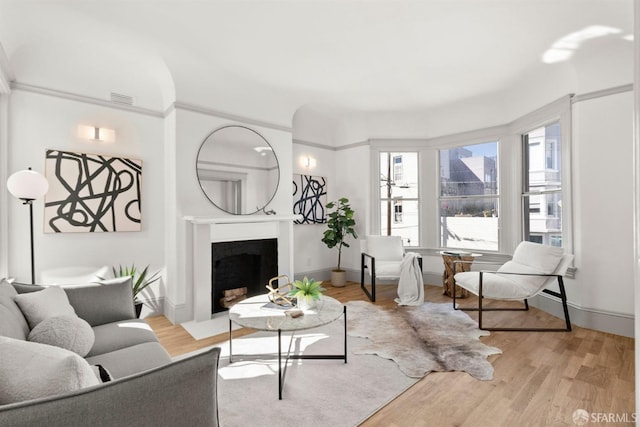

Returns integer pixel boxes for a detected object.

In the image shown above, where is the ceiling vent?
[110,92,134,106]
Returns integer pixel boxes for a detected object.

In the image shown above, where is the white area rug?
[181,320,419,427]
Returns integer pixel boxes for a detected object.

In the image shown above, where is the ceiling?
[0,0,634,125]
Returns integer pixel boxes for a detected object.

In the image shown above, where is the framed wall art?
[292,173,327,224]
[44,150,143,233]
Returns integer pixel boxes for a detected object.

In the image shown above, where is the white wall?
[291,142,336,280]
[572,91,635,315]
[6,89,166,297]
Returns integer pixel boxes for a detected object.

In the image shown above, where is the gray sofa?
[0,278,220,427]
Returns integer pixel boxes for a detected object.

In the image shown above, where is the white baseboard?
[162,297,190,325]
[529,294,634,338]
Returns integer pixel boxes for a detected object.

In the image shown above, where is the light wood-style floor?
[146,282,635,427]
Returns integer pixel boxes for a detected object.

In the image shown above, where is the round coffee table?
[228,294,347,399]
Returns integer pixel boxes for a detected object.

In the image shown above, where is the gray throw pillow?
[0,336,99,404]
[13,285,77,329]
[28,315,95,357]
[0,278,18,298]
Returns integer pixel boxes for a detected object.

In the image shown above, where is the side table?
[440,251,482,298]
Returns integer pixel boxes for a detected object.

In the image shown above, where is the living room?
[0,0,637,425]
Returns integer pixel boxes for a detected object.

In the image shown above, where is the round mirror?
[196,125,280,215]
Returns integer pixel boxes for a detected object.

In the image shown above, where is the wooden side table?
[440,251,481,298]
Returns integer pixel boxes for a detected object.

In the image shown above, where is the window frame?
[510,95,573,255]
[377,149,421,246]
[437,139,501,252]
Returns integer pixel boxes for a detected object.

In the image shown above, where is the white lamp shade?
[7,169,49,200]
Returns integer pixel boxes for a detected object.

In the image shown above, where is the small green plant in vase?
[288,277,325,310]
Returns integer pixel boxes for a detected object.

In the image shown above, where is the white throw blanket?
[394,252,424,306]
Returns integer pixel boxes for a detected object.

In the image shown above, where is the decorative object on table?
[292,173,327,224]
[321,197,358,287]
[43,150,142,233]
[6,167,49,284]
[284,308,304,318]
[287,276,325,310]
[107,264,160,317]
[264,275,295,309]
[440,250,481,298]
[347,300,502,380]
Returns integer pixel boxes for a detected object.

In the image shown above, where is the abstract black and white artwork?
[44,150,143,233]
[292,174,327,224]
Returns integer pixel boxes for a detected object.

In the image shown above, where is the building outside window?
[439,141,499,251]
[522,122,563,247]
[380,152,419,246]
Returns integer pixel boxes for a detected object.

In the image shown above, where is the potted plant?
[321,197,358,287]
[110,265,161,317]
[288,276,325,310]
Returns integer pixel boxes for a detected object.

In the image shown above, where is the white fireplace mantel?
[184,214,301,225]
[183,214,300,322]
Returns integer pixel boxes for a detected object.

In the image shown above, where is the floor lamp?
[6,168,49,284]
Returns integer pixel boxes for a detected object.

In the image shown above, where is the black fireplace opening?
[211,238,278,313]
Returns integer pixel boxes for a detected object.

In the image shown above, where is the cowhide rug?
[346,300,502,380]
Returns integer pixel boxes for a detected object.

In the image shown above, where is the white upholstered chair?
[360,235,422,302]
[453,241,573,331]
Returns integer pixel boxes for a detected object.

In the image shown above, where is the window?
[380,152,419,246]
[439,141,499,251]
[522,122,563,247]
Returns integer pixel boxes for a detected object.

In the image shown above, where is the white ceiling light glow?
[542,25,622,64]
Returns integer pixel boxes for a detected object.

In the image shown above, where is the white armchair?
[453,241,573,332]
[360,235,422,302]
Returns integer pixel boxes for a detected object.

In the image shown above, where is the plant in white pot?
[321,197,358,287]
[288,277,325,310]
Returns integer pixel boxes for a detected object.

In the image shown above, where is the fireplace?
[211,238,278,313]
[183,214,299,323]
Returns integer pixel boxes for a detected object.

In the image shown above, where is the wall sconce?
[6,168,49,284]
[299,156,317,170]
[78,125,116,142]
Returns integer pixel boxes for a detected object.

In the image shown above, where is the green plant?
[288,277,325,302]
[111,264,161,303]
[321,197,358,271]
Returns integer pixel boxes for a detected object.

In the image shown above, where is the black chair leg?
[456,274,572,332]
[360,253,376,302]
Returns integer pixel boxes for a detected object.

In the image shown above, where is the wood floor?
[146,282,635,427]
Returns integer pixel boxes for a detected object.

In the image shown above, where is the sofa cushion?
[28,315,95,357]
[86,341,171,379]
[0,296,30,340]
[64,277,135,327]
[0,336,100,404]
[87,319,159,357]
[0,278,18,298]
[13,286,77,329]
[0,280,30,340]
